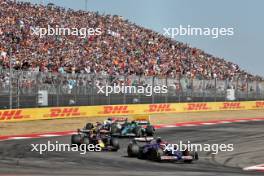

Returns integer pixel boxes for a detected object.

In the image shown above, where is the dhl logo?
[0,110,30,120]
[185,103,210,111]
[45,108,83,118]
[220,102,243,110]
[99,105,132,114]
[254,101,264,108]
[145,104,174,113]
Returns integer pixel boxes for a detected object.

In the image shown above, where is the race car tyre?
[80,137,90,150]
[83,137,90,145]
[134,126,143,137]
[150,148,164,161]
[71,134,82,145]
[137,148,145,159]
[191,151,199,160]
[183,150,199,163]
[85,123,94,130]
[145,125,155,136]
[127,143,140,157]
[110,138,120,151]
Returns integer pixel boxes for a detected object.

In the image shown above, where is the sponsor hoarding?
[0,101,263,122]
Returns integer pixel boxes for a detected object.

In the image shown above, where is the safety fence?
[0,69,264,109]
[1,101,264,122]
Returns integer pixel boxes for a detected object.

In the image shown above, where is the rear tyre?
[137,148,145,159]
[83,137,90,145]
[80,137,90,151]
[191,151,199,160]
[127,143,140,157]
[71,134,82,146]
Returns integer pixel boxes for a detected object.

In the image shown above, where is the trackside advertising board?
[0,101,264,122]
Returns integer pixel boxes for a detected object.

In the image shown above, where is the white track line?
[243,164,264,171]
[201,122,216,125]
[9,137,32,140]
[39,134,62,137]
[219,121,232,124]
[181,124,198,127]
[163,125,178,128]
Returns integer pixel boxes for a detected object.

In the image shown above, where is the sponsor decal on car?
[161,156,178,160]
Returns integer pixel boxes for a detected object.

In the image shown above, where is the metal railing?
[0,69,263,109]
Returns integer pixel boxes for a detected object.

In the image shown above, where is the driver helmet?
[156,137,162,143]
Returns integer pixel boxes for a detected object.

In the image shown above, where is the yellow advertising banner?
[0,101,264,122]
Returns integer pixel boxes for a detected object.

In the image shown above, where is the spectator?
[0,0,262,83]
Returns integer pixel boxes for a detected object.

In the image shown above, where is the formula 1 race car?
[127,137,198,163]
[110,118,155,137]
[83,117,127,131]
[71,127,120,151]
[82,116,155,137]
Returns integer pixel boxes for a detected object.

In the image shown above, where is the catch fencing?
[0,69,263,109]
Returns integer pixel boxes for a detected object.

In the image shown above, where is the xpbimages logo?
[97,84,168,96]
[163,25,234,39]
[30,141,101,155]
[30,25,102,38]
[162,141,234,155]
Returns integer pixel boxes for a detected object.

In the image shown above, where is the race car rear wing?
[135,120,149,125]
[133,137,154,142]
[78,129,110,134]
[133,115,150,125]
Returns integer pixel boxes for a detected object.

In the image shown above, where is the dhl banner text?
[0,101,264,122]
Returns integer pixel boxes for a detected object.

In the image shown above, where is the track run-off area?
[0,120,264,176]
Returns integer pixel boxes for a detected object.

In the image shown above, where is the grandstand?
[0,0,263,108]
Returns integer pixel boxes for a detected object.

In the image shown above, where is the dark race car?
[127,137,198,163]
[83,117,126,131]
[71,126,120,151]
[110,120,155,137]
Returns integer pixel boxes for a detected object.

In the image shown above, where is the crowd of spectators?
[0,0,262,83]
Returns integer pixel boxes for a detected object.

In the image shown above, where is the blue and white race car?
[127,137,198,163]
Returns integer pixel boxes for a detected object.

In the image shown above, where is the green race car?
[110,120,155,137]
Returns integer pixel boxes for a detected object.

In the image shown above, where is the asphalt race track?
[0,121,263,176]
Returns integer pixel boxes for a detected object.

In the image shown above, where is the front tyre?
[127,143,140,157]
[110,138,120,151]
[150,148,164,161]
